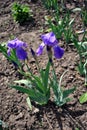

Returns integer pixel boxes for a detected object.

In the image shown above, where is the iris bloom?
[7,38,27,60]
[36,32,64,59]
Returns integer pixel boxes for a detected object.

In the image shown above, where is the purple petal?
[41,32,58,46]
[53,45,64,59]
[7,38,27,49]
[16,47,27,60]
[7,39,17,48]
[16,39,27,48]
[7,48,11,56]
[36,42,45,56]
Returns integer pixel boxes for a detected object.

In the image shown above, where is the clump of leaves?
[12,2,33,25]
[73,32,87,85]
[82,9,87,26]
[41,0,58,10]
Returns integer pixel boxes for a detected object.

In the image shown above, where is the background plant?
[73,31,87,85]
[81,1,87,27]
[46,10,74,44]
[12,2,33,25]
[41,0,58,10]
[82,9,87,26]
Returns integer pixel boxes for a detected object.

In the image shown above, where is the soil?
[0,0,87,130]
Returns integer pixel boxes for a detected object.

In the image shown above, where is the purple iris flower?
[36,32,64,59]
[7,38,27,60]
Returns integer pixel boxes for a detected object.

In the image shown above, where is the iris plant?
[0,32,75,108]
[7,38,27,60]
[36,32,75,106]
[36,32,64,59]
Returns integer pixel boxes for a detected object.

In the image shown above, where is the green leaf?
[14,79,33,88]
[63,87,76,99]
[0,44,21,67]
[0,44,8,57]
[79,92,87,104]
[72,8,81,12]
[69,18,75,26]
[10,85,48,105]
[32,76,45,93]
[26,97,32,110]
[65,97,72,103]
[30,91,48,105]
[0,44,14,61]
[10,85,36,96]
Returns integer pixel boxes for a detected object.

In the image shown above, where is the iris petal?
[7,48,11,56]
[41,32,58,46]
[7,38,27,49]
[7,39,17,48]
[53,45,64,59]
[16,47,27,60]
[16,39,27,48]
[37,32,64,59]
[36,42,45,56]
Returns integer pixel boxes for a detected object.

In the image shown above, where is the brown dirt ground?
[0,0,87,130]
